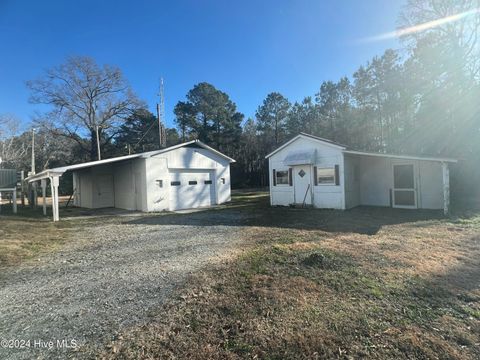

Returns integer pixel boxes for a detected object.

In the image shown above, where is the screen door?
[392,164,417,209]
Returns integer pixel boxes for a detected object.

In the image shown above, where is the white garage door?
[169,170,216,210]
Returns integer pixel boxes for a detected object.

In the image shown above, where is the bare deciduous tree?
[0,114,28,169]
[399,0,480,80]
[27,56,144,160]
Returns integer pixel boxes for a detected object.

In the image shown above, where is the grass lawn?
[0,205,77,269]
[103,192,480,359]
[0,199,134,269]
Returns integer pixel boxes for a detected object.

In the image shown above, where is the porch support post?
[12,189,17,214]
[442,162,450,215]
[41,179,47,216]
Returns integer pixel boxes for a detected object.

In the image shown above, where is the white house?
[266,133,456,214]
[26,140,234,221]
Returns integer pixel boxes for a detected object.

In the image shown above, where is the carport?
[25,153,145,222]
[25,140,234,221]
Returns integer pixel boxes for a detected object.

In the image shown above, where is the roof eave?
[26,140,235,183]
[265,134,346,159]
[193,140,236,163]
[343,150,457,163]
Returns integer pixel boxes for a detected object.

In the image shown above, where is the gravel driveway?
[0,208,250,359]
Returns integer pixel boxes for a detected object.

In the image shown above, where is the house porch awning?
[283,149,316,165]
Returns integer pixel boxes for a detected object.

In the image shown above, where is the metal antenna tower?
[157,78,167,148]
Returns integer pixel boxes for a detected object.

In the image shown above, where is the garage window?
[170,181,181,186]
[204,180,212,185]
[189,181,198,185]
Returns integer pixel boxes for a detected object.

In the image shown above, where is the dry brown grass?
[99,194,480,360]
[0,213,74,268]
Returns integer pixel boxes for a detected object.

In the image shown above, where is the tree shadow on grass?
[125,193,446,235]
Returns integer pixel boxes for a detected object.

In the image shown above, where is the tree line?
[1,0,479,199]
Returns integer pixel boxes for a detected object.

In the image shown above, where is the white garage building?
[266,133,456,214]
[26,140,234,221]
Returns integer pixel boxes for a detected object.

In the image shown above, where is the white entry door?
[169,170,216,210]
[293,165,312,205]
[392,163,417,209]
[95,174,114,208]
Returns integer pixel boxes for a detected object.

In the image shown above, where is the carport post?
[50,176,60,222]
[12,189,17,214]
[32,182,38,208]
[41,179,47,216]
[442,162,450,215]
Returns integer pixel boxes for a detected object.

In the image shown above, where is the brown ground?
[1,193,479,359]
[0,210,74,268]
[100,193,480,359]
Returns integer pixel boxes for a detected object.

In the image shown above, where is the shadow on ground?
[125,192,446,235]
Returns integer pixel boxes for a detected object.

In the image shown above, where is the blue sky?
[0,0,403,129]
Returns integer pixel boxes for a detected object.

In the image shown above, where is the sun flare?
[360,7,480,42]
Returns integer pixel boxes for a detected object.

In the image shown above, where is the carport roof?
[343,150,457,163]
[26,140,235,182]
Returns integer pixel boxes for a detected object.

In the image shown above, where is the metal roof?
[343,150,457,163]
[297,133,347,148]
[265,133,346,159]
[26,140,235,182]
[266,133,456,163]
[283,149,316,165]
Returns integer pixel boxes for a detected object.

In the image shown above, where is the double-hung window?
[276,170,289,185]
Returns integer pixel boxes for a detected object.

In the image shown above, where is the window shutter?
[314,166,318,186]
[334,165,340,185]
[273,169,276,186]
[288,168,293,186]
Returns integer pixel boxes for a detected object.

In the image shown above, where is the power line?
[133,119,158,149]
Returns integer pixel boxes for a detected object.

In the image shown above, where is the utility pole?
[30,128,36,208]
[157,78,167,148]
[95,124,101,160]
[31,128,35,175]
